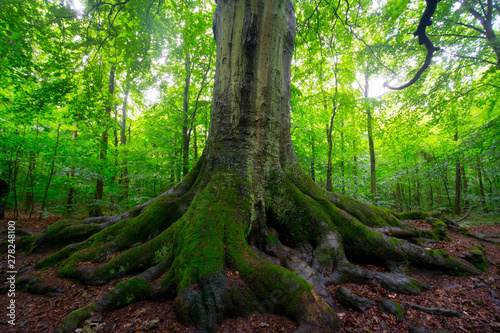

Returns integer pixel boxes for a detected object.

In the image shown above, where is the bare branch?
[444,19,486,35]
[385,0,442,90]
[442,49,497,66]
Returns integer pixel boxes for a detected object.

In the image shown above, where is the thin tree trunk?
[326,122,333,192]
[476,156,488,213]
[120,85,130,201]
[91,65,115,216]
[407,172,412,210]
[66,123,78,215]
[429,183,434,210]
[10,127,26,220]
[39,123,62,220]
[310,136,315,182]
[353,139,357,177]
[364,72,376,199]
[454,130,461,215]
[443,165,453,212]
[415,166,420,208]
[461,164,469,208]
[326,61,339,192]
[193,125,198,159]
[182,54,192,177]
[465,0,500,68]
[188,55,212,162]
[340,121,345,194]
[436,182,443,207]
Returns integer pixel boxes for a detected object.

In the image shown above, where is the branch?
[385,0,442,90]
[444,19,486,35]
[431,83,500,110]
[449,204,479,223]
[442,49,497,66]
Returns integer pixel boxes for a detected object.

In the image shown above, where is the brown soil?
[0,210,499,332]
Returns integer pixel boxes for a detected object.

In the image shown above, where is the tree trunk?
[415,166,421,209]
[461,164,469,208]
[39,123,62,220]
[340,121,345,194]
[429,183,434,210]
[364,73,376,199]
[182,54,192,177]
[454,130,461,215]
[326,114,335,191]
[26,150,36,217]
[91,65,115,217]
[66,123,78,216]
[442,164,453,211]
[193,125,198,159]
[19,2,481,333]
[476,156,488,213]
[310,136,316,182]
[120,85,130,201]
[465,0,500,68]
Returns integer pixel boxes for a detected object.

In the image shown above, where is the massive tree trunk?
[14,1,480,333]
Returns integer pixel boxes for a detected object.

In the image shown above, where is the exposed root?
[17,162,483,333]
[402,302,462,317]
[335,286,374,312]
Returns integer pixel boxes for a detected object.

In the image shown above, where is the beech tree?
[14,1,483,332]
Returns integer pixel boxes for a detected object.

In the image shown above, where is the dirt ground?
[0,210,499,333]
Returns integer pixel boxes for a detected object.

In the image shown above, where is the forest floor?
[0,210,499,333]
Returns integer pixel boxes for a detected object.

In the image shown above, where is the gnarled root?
[18,163,481,333]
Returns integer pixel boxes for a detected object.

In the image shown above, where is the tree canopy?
[0,0,498,217]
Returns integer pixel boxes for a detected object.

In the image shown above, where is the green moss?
[396,211,430,220]
[379,299,406,319]
[57,303,96,332]
[105,277,151,308]
[429,219,448,241]
[224,209,316,322]
[153,244,171,264]
[469,244,489,272]
[405,279,422,294]
[169,173,249,291]
[266,177,332,246]
[266,234,279,245]
[313,247,340,269]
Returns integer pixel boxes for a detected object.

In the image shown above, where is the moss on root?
[20,164,478,333]
[396,211,432,220]
[56,303,96,333]
[429,219,449,241]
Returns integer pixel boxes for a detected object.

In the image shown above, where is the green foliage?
[0,0,498,219]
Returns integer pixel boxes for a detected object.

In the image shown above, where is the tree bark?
[66,123,78,215]
[91,65,115,217]
[476,156,488,213]
[120,84,130,201]
[326,61,339,192]
[340,121,345,194]
[461,164,469,208]
[182,54,192,177]
[311,136,316,182]
[463,0,500,68]
[454,130,461,215]
[364,72,376,199]
[39,123,62,220]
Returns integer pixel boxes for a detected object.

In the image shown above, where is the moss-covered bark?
[11,1,482,332]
